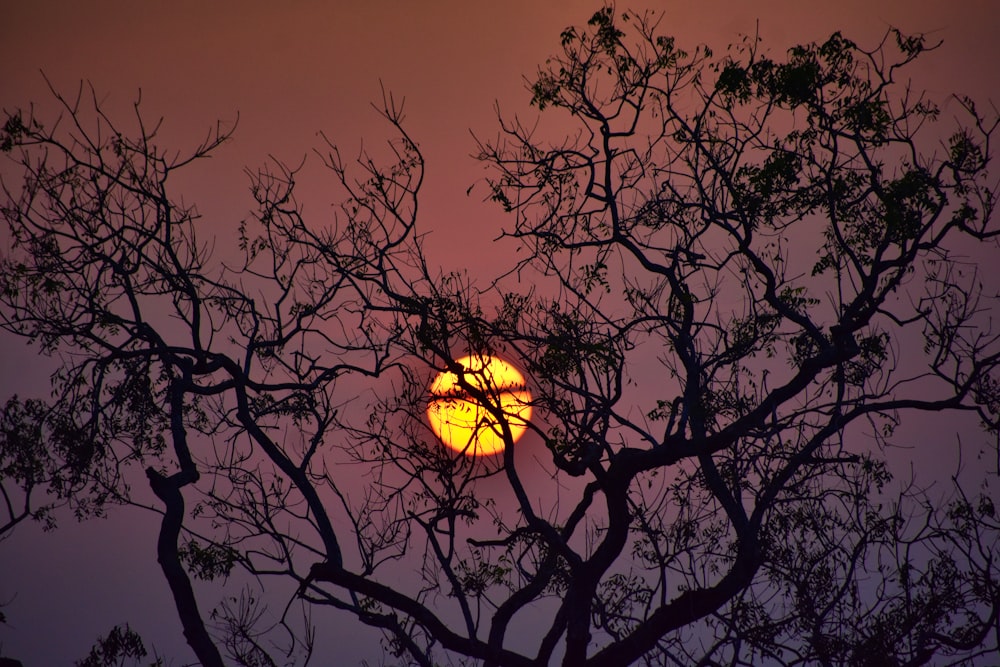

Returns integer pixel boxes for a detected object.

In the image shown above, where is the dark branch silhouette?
[1,8,999,666]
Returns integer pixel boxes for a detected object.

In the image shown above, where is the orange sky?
[1,1,998,663]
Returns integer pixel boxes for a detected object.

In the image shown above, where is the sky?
[1,1,999,664]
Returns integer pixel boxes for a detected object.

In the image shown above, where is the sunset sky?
[2,1,999,663]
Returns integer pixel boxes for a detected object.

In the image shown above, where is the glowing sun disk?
[427,355,532,456]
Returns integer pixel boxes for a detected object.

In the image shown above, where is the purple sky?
[2,1,999,663]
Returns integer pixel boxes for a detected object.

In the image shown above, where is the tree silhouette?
[2,8,999,666]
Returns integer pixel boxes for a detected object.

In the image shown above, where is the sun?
[427,355,532,456]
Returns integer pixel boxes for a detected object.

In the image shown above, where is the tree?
[2,7,999,665]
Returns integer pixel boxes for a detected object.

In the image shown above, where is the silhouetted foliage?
[75,624,160,667]
[2,8,999,666]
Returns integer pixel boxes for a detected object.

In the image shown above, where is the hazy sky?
[2,1,999,663]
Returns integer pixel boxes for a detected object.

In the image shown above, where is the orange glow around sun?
[427,355,532,456]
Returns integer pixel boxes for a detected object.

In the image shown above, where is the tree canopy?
[2,7,999,666]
